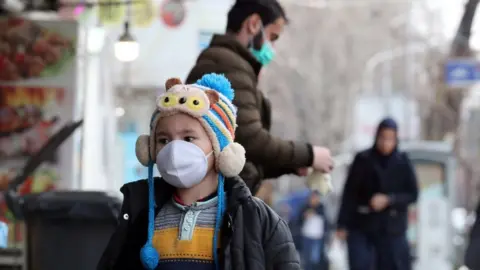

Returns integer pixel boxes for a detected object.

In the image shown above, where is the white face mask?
[156,140,213,188]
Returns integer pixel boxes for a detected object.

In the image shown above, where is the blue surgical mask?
[250,42,275,66]
[249,25,275,66]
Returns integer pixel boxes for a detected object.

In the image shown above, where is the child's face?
[155,113,214,171]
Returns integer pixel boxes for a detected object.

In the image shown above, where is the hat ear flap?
[136,135,151,166]
[217,142,246,177]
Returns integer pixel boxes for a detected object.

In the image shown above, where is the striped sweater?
[152,196,220,270]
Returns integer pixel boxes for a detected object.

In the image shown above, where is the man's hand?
[370,193,390,212]
[296,167,309,176]
[312,146,333,173]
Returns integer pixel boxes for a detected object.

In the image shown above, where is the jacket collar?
[209,34,262,76]
[125,176,252,224]
[223,176,252,210]
[154,176,252,211]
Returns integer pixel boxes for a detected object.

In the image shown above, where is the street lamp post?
[361,46,404,94]
[361,43,430,101]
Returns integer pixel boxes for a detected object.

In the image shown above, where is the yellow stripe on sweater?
[152,227,219,260]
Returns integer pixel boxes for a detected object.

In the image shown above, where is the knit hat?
[135,73,246,270]
[374,117,398,144]
[377,117,398,131]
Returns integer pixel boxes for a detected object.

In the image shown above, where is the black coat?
[97,176,300,270]
[337,149,418,234]
[465,202,480,269]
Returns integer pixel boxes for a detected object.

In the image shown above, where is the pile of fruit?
[0,17,74,81]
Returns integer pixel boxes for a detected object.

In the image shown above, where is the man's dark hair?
[271,1,288,22]
[226,0,288,33]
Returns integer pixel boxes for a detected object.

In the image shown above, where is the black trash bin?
[20,191,121,270]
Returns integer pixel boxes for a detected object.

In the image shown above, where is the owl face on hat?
[156,79,220,118]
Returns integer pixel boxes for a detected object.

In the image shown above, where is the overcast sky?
[424,0,480,49]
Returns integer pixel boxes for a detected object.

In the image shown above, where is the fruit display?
[0,167,57,245]
[0,87,64,158]
[0,17,75,81]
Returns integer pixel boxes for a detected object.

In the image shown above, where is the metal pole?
[362,44,430,94]
[78,25,89,190]
[406,7,414,140]
[363,49,397,93]
[387,54,393,116]
[363,47,405,94]
[386,31,393,118]
[381,61,391,116]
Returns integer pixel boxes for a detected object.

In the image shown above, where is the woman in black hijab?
[336,117,419,270]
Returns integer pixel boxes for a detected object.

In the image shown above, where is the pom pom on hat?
[196,73,234,101]
[140,243,159,270]
[217,142,246,177]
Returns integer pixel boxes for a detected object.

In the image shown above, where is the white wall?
[79,30,117,191]
[76,12,119,191]
[110,0,234,88]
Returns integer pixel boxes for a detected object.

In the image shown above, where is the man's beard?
[252,31,264,50]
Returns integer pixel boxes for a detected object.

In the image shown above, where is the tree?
[420,0,480,208]
[261,2,413,154]
[424,0,479,140]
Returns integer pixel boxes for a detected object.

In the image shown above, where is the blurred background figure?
[336,118,418,270]
[299,190,330,270]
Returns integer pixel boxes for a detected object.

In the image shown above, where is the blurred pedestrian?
[336,117,418,270]
[299,191,330,270]
[186,0,333,195]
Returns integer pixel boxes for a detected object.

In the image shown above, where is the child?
[98,73,300,270]
[299,191,329,270]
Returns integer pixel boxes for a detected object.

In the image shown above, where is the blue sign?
[444,59,480,87]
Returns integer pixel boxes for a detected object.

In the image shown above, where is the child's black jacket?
[97,176,300,270]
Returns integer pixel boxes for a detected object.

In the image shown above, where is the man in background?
[186,0,333,194]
